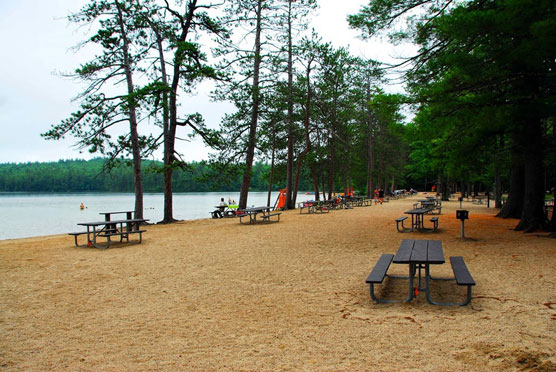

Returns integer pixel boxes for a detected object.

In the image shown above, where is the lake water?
[0,192,282,240]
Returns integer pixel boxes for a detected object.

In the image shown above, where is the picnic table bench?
[395,216,410,232]
[366,254,395,303]
[70,218,148,249]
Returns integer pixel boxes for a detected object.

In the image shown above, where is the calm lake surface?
[0,192,282,240]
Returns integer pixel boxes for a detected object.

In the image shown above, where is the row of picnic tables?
[297,196,374,214]
[400,197,441,232]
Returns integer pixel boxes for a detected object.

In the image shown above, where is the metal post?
[461,220,465,239]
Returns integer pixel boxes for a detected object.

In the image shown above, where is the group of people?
[212,197,236,218]
[374,188,385,204]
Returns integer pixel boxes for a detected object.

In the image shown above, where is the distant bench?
[395,216,439,232]
[395,216,409,232]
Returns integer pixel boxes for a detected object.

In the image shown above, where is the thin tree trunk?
[161,0,197,223]
[239,0,263,210]
[311,162,320,201]
[551,117,556,234]
[116,2,143,220]
[321,174,327,200]
[152,21,170,223]
[285,0,295,210]
[292,56,313,207]
[494,135,503,208]
[267,122,276,207]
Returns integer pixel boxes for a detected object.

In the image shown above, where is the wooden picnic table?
[404,208,430,231]
[366,239,476,306]
[393,239,445,303]
[213,205,235,218]
[72,218,148,249]
[237,206,281,224]
[99,210,134,221]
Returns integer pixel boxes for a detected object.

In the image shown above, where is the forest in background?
[0,159,303,193]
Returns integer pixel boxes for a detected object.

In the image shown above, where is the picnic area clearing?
[1,194,555,371]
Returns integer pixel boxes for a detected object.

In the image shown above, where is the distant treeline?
[0,159,297,193]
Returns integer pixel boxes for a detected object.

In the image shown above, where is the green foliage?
[0,159,298,193]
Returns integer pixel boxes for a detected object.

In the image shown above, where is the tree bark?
[285,0,295,210]
[267,122,276,208]
[514,117,547,232]
[365,83,375,198]
[161,0,197,223]
[310,162,320,201]
[151,19,172,223]
[239,0,263,210]
[497,132,525,219]
[292,51,313,207]
[494,135,503,208]
[116,2,143,220]
[551,117,556,233]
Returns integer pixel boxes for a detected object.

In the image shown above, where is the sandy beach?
[1,194,555,371]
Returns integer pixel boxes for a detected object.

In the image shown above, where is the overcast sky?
[0,0,406,164]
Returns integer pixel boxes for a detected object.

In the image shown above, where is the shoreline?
[1,194,555,371]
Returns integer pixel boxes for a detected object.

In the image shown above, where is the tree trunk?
[365,96,375,197]
[239,0,263,210]
[267,123,276,208]
[514,117,547,232]
[311,162,320,201]
[497,132,525,219]
[328,136,335,200]
[116,2,143,220]
[292,55,313,207]
[285,0,295,210]
[152,21,171,223]
[494,135,503,208]
[322,174,327,200]
[551,117,556,234]
[161,0,197,223]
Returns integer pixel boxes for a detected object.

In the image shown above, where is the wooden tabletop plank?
[427,240,445,264]
[411,240,428,262]
[78,218,148,226]
[393,239,414,263]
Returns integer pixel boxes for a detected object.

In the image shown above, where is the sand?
[1,194,555,371]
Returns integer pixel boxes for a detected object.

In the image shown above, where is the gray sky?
[0,0,404,164]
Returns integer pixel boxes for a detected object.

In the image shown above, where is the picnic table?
[298,200,331,214]
[71,218,148,249]
[366,239,476,306]
[419,201,436,210]
[404,208,430,231]
[213,205,236,218]
[99,210,134,221]
[237,206,281,224]
[393,239,445,303]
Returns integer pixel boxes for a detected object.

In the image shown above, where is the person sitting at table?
[213,198,228,218]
